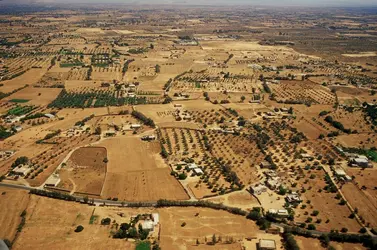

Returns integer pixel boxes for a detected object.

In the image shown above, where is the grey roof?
[0,240,9,250]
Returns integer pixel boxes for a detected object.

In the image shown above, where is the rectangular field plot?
[98,137,189,201]
[269,80,336,105]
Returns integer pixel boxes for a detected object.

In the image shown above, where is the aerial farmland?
[0,2,377,250]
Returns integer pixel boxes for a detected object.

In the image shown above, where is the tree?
[178,173,187,180]
[240,96,246,102]
[341,227,348,233]
[75,225,84,232]
[11,156,29,168]
[155,64,161,73]
[307,224,316,230]
[320,234,330,247]
[83,196,89,204]
[212,234,217,244]
[101,217,111,225]
[196,239,200,245]
[95,126,102,135]
[278,185,287,195]
[247,210,261,221]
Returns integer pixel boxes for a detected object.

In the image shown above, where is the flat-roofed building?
[259,239,276,250]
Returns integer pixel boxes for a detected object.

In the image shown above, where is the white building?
[259,239,276,250]
[251,184,267,195]
[45,174,61,187]
[12,165,31,176]
[130,124,141,129]
[141,220,154,231]
[193,168,204,175]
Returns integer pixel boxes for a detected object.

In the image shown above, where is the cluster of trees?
[131,110,155,128]
[0,125,12,140]
[246,207,271,230]
[113,216,150,240]
[284,226,377,249]
[75,114,95,127]
[324,116,353,134]
[163,78,173,91]
[36,130,62,144]
[48,89,147,108]
[20,112,46,122]
[364,103,377,126]
[224,54,234,64]
[11,156,29,168]
[122,59,134,76]
[128,47,149,54]
[282,231,300,250]
[29,189,77,201]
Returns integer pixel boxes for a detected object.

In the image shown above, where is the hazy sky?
[2,0,377,7]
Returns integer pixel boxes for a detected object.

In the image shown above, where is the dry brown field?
[292,167,361,232]
[342,168,377,228]
[27,135,98,187]
[2,86,62,106]
[335,133,377,148]
[0,187,30,242]
[58,147,107,196]
[12,195,134,250]
[269,80,336,105]
[158,207,260,250]
[0,68,47,93]
[295,236,367,250]
[98,136,189,201]
[205,190,260,209]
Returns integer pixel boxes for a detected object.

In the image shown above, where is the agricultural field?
[268,80,336,105]
[58,147,107,196]
[99,137,189,201]
[0,187,30,243]
[1,4,377,250]
[342,168,377,228]
[12,195,135,250]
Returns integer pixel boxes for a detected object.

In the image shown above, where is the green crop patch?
[9,99,30,103]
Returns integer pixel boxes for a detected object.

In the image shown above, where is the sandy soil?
[0,187,30,242]
[2,86,62,106]
[0,68,47,93]
[295,236,366,250]
[342,168,377,228]
[99,136,189,201]
[12,195,134,250]
[158,207,260,250]
[59,147,107,196]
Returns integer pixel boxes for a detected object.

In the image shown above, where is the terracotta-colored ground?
[99,136,189,201]
[0,187,30,242]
